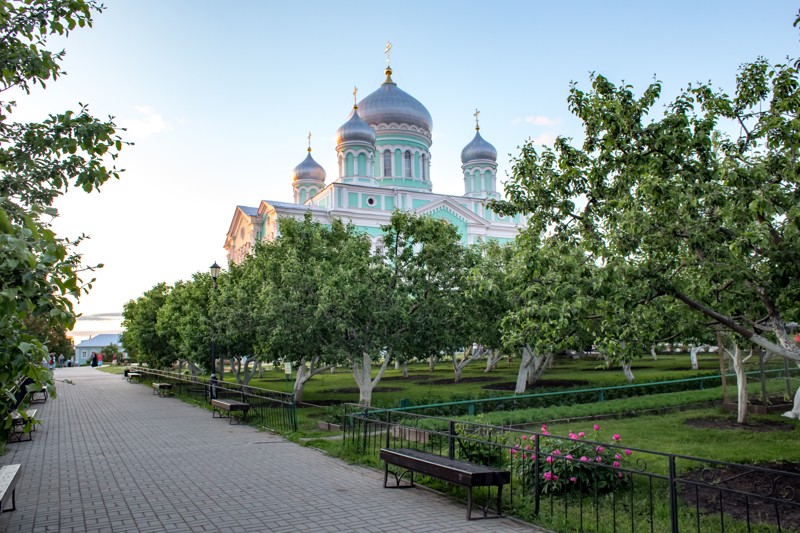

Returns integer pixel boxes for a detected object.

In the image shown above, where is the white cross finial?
[384,41,392,66]
[353,86,358,107]
[474,108,480,130]
[307,131,312,152]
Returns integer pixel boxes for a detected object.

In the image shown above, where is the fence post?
[448,421,456,460]
[362,408,369,453]
[385,410,391,449]
[534,433,541,516]
[669,455,679,533]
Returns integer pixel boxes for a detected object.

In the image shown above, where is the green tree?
[494,42,800,419]
[121,283,173,368]
[0,0,125,432]
[251,215,351,401]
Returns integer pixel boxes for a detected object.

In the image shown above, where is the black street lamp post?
[209,261,221,400]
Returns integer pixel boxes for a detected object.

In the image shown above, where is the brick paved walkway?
[0,367,545,532]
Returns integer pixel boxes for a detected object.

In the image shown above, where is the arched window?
[404,151,412,177]
[421,154,427,180]
[345,153,354,177]
[357,153,367,176]
[383,150,391,177]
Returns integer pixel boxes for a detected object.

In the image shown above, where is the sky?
[12,0,798,344]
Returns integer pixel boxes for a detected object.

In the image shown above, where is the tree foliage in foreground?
[0,1,126,431]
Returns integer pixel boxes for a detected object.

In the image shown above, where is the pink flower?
[614,453,621,460]
[613,461,620,468]
[612,434,621,442]
[525,445,530,450]
[596,446,604,453]
[510,449,517,455]
[595,455,603,462]
[544,472,553,481]
[569,432,578,440]
[578,431,585,437]
[546,456,553,464]
[521,435,527,440]
[625,449,632,456]
[552,474,559,481]
[593,424,600,431]
[565,454,573,460]
[580,456,588,462]
[541,424,548,432]
[552,449,561,456]
[522,453,527,459]
[569,477,577,483]
[617,472,624,478]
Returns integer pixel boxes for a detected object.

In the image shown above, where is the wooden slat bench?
[380,448,510,520]
[126,372,142,383]
[211,399,250,424]
[0,464,22,513]
[151,383,172,397]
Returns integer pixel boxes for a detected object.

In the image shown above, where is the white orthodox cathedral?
[224,54,526,264]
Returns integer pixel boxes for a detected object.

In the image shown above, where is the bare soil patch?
[430,376,503,385]
[483,379,589,391]
[323,386,404,394]
[681,462,800,531]
[684,417,795,432]
[382,374,436,382]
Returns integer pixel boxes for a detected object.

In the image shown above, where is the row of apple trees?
[492,38,800,422]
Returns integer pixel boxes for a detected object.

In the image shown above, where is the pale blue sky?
[15,1,796,342]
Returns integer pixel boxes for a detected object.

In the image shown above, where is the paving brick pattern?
[0,368,545,532]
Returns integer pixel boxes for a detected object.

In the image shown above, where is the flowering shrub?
[508,424,633,495]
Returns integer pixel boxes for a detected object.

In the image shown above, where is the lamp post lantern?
[209,261,221,400]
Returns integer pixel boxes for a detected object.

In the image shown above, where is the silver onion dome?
[461,130,497,164]
[336,107,376,145]
[292,151,326,182]
[358,68,432,134]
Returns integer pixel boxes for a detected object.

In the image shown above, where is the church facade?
[224,60,525,265]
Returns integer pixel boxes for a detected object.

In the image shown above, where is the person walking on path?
[57,354,65,368]
[90,352,98,367]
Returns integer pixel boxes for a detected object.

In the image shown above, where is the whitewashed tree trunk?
[650,346,658,360]
[401,362,408,378]
[453,344,486,383]
[515,346,535,394]
[484,350,503,372]
[622,360,635,383]
[515,346,554,393]
[783,385,800,419]
[428,355,437,371]
[352,352,392,406]
[187,361,202,378]
[231,357,258,386]
[293,355,334,403]
[689,345,707,370]
[394,361,400,370]
[256,361,264,379]
[721,340,751,424]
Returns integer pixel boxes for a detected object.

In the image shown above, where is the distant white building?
[74,334,127,365]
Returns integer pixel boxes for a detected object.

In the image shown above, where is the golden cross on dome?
[307,131,312,152]
[353,86,358,107]
[474,108,480,130]
[384,41,392,66]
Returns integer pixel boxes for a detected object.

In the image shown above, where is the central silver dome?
[358,68,432,134]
